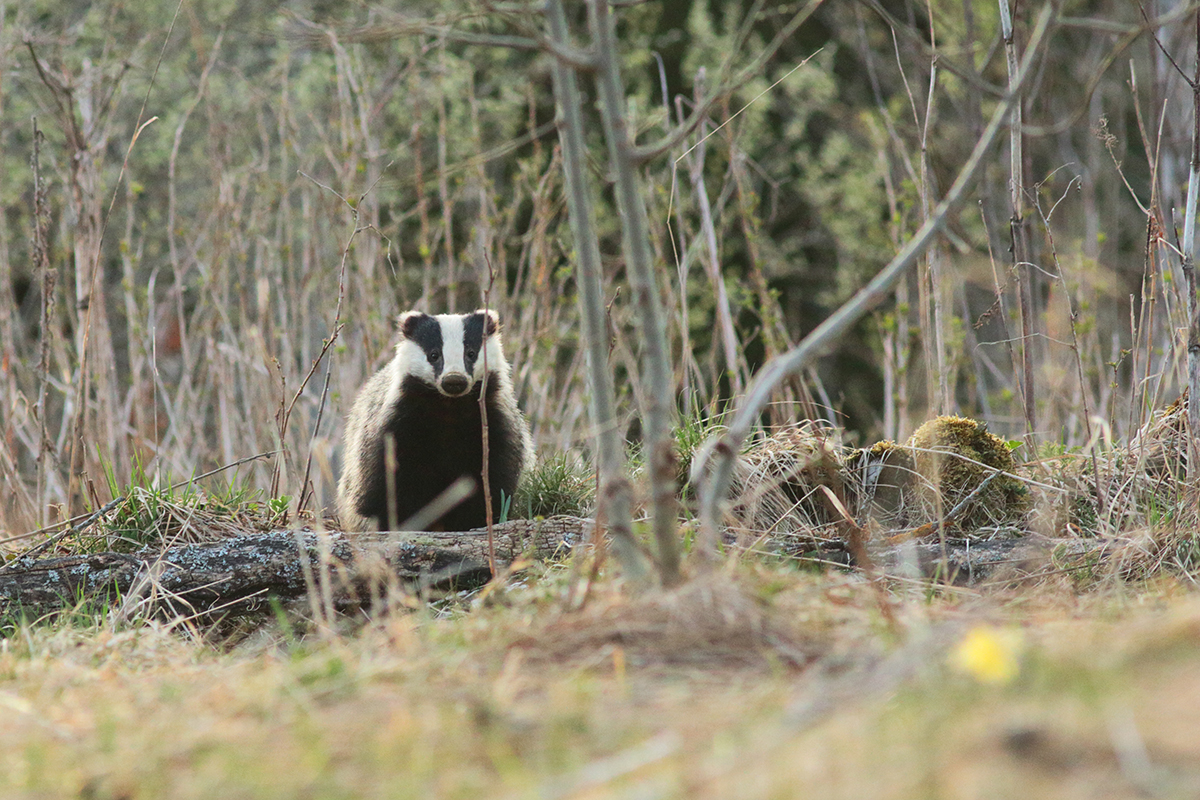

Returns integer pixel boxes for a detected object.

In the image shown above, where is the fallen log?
[0,515,1116,620]
[795,535,1117,584]
[0,517,590,619]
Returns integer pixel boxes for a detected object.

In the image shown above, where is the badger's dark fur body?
[337,310,532,532]
[350,374,526,531]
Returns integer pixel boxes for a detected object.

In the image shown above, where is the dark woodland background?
[0,0,1193,531]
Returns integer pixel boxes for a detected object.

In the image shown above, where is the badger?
[337,309,532,532]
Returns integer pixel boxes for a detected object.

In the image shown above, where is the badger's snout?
[439,373,471,397]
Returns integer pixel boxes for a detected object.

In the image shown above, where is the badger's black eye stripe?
[462,313,490,374]
[404,314,445,370]
[463,313,487,352]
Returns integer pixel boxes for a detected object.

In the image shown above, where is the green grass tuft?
[84,462,289,552]
[512,453,596,519]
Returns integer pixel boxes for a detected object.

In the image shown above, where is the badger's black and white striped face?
[393,310,503,398]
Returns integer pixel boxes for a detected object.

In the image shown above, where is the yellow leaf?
[950,625,1023,685]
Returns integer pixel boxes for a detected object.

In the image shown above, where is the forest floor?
[3,556,1200,800]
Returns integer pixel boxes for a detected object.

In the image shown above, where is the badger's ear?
[397,311,428,339]
[475,308,499,337]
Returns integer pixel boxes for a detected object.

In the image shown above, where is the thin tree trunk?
[587,0,680,585]
[919,58,952,415]
[1000,0,1037,442]
[1183,9,1200,480]
[32,120,56,530]
[545,0,648,581]
[437,39,457,310]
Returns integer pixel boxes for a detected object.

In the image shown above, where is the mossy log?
[0,517,590,619]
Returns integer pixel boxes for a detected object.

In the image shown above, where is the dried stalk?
[480,261,496,578]
[919,52,951,414]
[411,51,436,306]
[630,0,825,165]
[32,119,55,530]
[685,70,746,394]
[437,38,457,309]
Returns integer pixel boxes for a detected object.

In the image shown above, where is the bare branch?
[1183,9,1200,480]
[1024,1,1199,136]
[1138,1,1196,87]
[858,0,1005,100]
[999,0,1037,441]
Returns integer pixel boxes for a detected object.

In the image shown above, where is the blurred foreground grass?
[2,563,1200,800]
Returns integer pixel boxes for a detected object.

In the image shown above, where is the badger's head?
[393,309,504,398]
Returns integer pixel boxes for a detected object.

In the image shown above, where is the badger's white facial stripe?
[394,339,436,381]
[384,339,436,409]
[436,314,467,379]
[476,335,504,380]
[385,311,508,404]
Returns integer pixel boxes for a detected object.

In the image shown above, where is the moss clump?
[906,415,1028,531]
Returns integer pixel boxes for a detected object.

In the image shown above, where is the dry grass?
[725,423,847,551]
[3,564,1200,799]
[2,5,1199,797]
[512,573,822,670]
[720,411,1198,589]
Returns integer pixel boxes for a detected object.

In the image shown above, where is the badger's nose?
[440,373,470,396]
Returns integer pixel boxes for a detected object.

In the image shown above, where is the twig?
[1138,1,1195,86]
[30,2,178,515]
[166,27,225,377]
[999,0,1038,444]
[284,9,596,70]
[31,118,54,531]
[631,0,826,164]
[683,68,746,395]
[1032,180,1110,518]
[293,168,395,512]
[1,496,126,568]
[885,471,1004,545]
[437,37,457,310]
[918,18,950,415]
[1026,5,1196,139]
[480,255,497,579]
[817,486,899,631]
